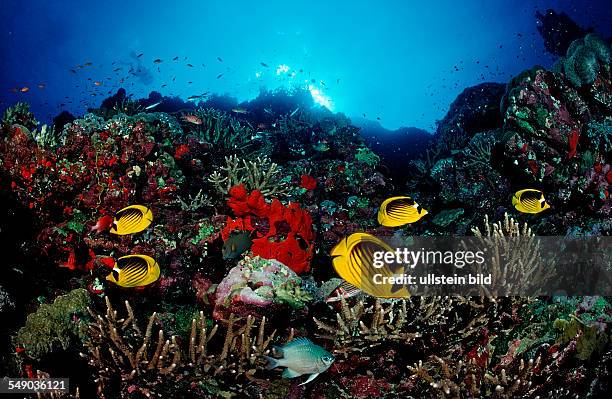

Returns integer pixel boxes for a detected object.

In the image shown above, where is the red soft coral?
[223,186,315,273]
[227,184,269,217]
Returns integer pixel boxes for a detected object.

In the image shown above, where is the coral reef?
[1,38,611,397]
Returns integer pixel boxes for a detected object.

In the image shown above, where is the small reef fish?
[326,280,363,303]
[106,254,160,288]
[331,233,410,298]
[173,56,179,61]
[94,81,103,86]
[110,205,154,235]
[153,58,163,64]
[37,83,46,89]
[231,107,248,114]
[217,56,223,62]
[260,62,269,67]
[182,114,203,125]
[144,101,162,110]
[20,87,30,92]
[216,73,223,79]
[222,232,253,259]
[186,63,194,67]
[377,196,428,227]
[265,338,334,385]
[91,214,115,234]
[290,107,300,117]
[512,189,550,214]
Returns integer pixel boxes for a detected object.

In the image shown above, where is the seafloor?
[0,31,611,398]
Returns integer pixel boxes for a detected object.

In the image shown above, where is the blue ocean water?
[0,0,610,131]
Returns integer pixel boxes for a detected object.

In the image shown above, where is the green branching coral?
[2,102,38,130]
[14,289,91,359]
[207,154,290,196]
[193,108,259,155]
[31,124,61,149]
[558,33,611,87]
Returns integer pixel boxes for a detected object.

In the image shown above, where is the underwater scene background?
[0,0,611,398]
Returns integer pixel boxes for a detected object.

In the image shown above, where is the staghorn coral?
[192,107,258,155]
[82,296,182,397]
[463,135,493,169]
[14,289,92,360]
[208,154,290,196]
[469,213,554,296]
[314,296,498,359]
[408,355,553,398]
[82,297,289,398]
[31,124,61,149]
[176,188,213,211]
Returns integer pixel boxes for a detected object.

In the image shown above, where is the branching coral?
[34,370,81,399]
[2,101,38,130]
[177,189,213,211]
[464,137,493,169]
[208,154,290,196]
[193,107,258,155]
[82,296,182,397]
[82,297,286,397]
[408,355,545,399]
[31,124,61,149]
[314,296,496,358]
[469,213,554,296]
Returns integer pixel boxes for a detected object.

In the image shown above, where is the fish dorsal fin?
[284,337,312,349]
